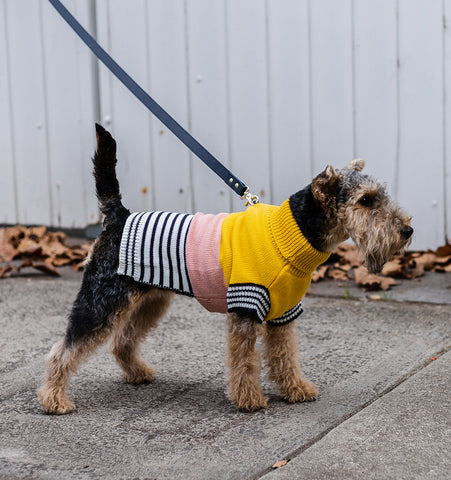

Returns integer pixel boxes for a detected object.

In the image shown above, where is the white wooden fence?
[1,0,450,251]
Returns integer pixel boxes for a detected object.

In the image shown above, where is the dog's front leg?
[263,322,318,403]
[226,313,267,411]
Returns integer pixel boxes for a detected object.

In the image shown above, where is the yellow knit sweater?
[219,200,330,324]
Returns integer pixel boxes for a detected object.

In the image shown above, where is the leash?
[48,0,259,206]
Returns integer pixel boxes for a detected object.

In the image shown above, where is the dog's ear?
[311,165,340,206]
[345,158,365,172]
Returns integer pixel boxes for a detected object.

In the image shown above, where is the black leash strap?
[49,0,256,201]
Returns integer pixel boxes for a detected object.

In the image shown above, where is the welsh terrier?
[38,124,413,414]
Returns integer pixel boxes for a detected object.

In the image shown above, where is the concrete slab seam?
[250,344,451,480]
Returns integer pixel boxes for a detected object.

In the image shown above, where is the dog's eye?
[358,195,373,207]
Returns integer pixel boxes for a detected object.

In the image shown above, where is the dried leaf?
[335,243,363,268]
[71,260,86,272]
[68,248,87,259]
[0,264,14,279]
[312,265,328,282]
[433,255,451,266]
[19,258,33,268]
[0,229,18,261]
[406,262,425,279]
[272,459,288,469]
[31,261,61,277]
[434,263,451,273]
[6,226,27,248]
[328,268,349,281]
[337,262,352,272]
[354,266,398,291]
[380,258,400,274]
[29,226,47,239]
[17,238,42,256]
[435,244,451,257]
[41,235,69,257]
[413,253,436,271]
[51,256,72,266]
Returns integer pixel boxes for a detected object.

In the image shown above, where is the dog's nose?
[401,226,413,239]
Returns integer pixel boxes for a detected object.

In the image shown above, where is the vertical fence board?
[185,0,232,213]
[226,0,272,211]
[75,1,101,227]
[309,0,354,172]
[398,0,445,250]
[96,0,155,213]
[42,0,97,227]
[445,0,451,243]
[0,0,17,224]
[145,0,193,213]
[353,0,398,191]
[4,1,52,225]
[266,0,312,204]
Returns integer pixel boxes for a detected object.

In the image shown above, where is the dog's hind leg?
[226,313,268,411]
[110,289,173,384]
[38,275,127,414]
[38,329,110,415]
[263,322,318,403]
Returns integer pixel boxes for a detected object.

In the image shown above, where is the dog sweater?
[117,200,330,325]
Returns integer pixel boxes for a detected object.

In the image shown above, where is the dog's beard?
[362,251,386,274]
[362,237,412,274]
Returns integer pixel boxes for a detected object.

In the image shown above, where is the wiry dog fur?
[38,125,413,414]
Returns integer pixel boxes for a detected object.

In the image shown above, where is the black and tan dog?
[38,124,413,414]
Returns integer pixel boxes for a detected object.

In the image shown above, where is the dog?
[38,124,413,414]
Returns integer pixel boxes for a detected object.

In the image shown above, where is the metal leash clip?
[242,187,260,207]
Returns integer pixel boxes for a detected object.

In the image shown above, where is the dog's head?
[311,160,413,273]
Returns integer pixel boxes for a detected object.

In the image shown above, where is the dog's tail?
[92,123,125,217]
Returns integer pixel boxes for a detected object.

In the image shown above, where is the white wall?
[1,0,450,250]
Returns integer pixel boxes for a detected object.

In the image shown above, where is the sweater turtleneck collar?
[268,199,330,275]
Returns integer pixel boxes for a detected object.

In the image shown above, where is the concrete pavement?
[0,268,449,479]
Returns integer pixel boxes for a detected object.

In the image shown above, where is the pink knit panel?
[185,212,228,313]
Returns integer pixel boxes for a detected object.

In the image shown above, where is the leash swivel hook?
[242,187,260,207]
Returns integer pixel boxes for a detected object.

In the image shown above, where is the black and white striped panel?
[226,283,270,323]
[267,302,303,326]
[117,211,194,294]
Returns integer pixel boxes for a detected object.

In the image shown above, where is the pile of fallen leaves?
[0,225,92,278]
[312,242,451,290]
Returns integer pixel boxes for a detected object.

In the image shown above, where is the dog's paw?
[229,384,269,412]
[122,363,156,385]
[38,390,76,415]
[234,395,269,412]
[282,378,318,403]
